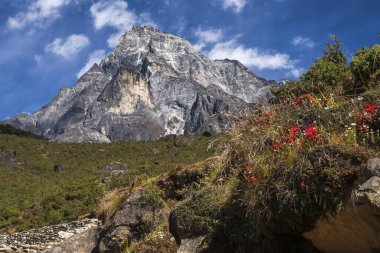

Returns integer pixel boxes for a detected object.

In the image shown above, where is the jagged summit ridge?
[4,26,273,142]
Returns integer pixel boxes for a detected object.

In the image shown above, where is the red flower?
[303,93,313,101]
[248,176,258,186]
[363,102,378,115]
[305,124,317,139]
[258,117,268,126]
[272,141,282,150]
[245,163,252,174]
[289,125,301,135]
[291,93,313,106]
[264,111,272,117]
[291,97,303,105]
[299,180,306,190]
[283,134,296,144]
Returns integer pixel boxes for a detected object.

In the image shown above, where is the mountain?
[4,26,273,142]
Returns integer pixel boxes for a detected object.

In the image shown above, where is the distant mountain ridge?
[4,26,274,142]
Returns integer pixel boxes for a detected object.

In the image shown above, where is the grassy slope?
[0,132,221,233]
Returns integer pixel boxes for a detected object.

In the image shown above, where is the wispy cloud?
[77,49,106,78]
[45,34,89,60]
[90,0,156,48]
[7,0,71,29]
[34,54,44,65]
[291,36,315,48]
[208,38,303,77]
[222,0,247,13]
[193,27,223,51]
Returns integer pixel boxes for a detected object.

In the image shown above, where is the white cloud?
[90,1,156,48]
[287,68,305,78]
[45,34,89,60]
[208,39,303,77]
[222,0,247,13]
[193,27,223,51]
[77,49,106,78]
[292,36,315,48]
[7,0,71,29]
[195,27,223,44]
[34,54,44,65]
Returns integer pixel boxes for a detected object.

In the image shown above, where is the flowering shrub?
[291,93,314,106]
[271,124,320,151]
[355,102,379,133]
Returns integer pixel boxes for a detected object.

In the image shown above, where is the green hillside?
[0,131,221,233]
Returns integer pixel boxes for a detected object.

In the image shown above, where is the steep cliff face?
[4,26,273,142]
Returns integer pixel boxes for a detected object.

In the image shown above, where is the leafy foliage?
[349,44,380,92]
[300,36,351,94]
[140,186,164,218]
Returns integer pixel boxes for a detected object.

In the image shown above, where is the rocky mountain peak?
[4,27,274,142]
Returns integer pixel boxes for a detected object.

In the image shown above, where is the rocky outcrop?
[303,158,380,253]
[42,226,98,253]
[4,26,273,142]
[97,188,169,253]
[0,219,100,253]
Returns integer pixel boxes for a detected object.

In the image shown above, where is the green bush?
[349,44,380,92]
[140,186,164,219]
[300,36,351,94]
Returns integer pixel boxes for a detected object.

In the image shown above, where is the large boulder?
[303,158,380,253]
[97,188,169,253]
[43,226,99,253]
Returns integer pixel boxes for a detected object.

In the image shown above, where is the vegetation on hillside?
[1,35,379,252]
[169,36,380,251]
[0,131,220,233]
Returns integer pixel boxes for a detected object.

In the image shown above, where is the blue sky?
[0,0,379,119]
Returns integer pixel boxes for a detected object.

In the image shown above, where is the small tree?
[300,35,351,94]
[350,44,380,91]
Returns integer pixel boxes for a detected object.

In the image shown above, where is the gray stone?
[42,226,99,253]
[97,187,169,253]
[110,170,126,178]
[3,26,273,142]
[102,162,127,172]
[177,236,206,253]
[367,158,380,177]
[0,149,17,168]
[358,176,380,208]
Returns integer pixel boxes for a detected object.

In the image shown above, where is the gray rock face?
[4,26,273,142]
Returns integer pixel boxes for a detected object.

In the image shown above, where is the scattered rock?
[102,162,128,173]
[110,170,126,178]
[101,162,128,180]
[0,149,17,168]
[53,163,63,173]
